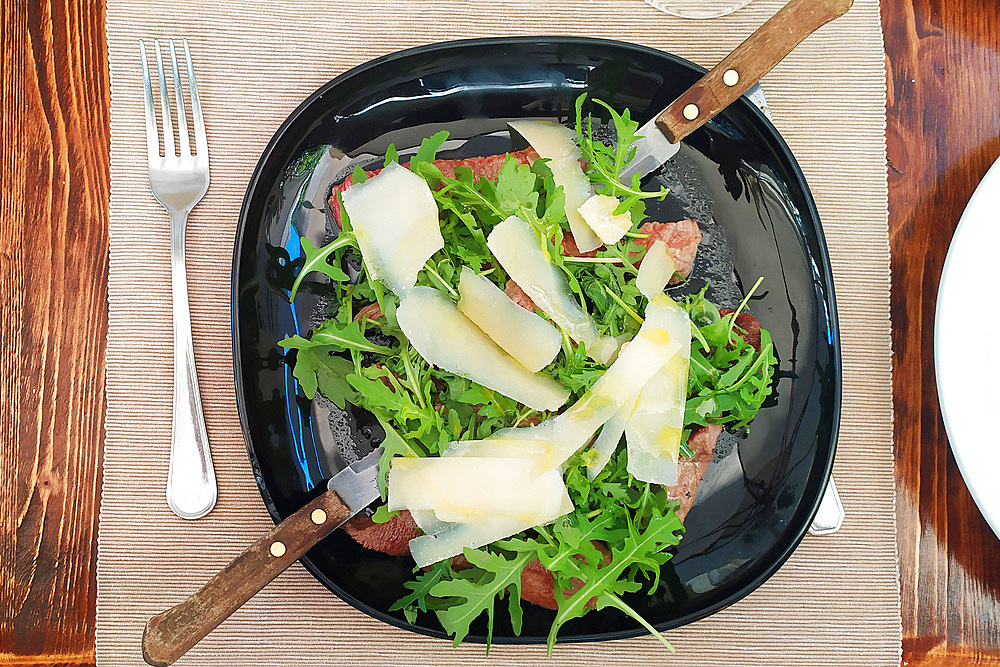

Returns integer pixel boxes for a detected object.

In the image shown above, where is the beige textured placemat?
[98,1,898,664]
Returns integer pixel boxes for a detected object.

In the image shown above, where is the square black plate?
[232,36,840,645]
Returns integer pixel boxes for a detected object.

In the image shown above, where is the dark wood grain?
[883,0,1000,664]
[0,0,109,664]
[3,0,1000,665]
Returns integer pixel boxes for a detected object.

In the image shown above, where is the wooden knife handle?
[656,0,854,143]
[141,489,353,666]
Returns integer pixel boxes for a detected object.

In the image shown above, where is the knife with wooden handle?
[620,0,854,183]
[141,447,383,666]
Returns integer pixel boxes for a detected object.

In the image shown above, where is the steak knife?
[619,0,853,184]
[141,447,383,667]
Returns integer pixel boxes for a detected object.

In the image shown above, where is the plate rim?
[231,35,843,643]
[934,153,1000,541]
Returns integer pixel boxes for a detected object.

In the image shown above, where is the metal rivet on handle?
[723,69,739,86]
[269,541,286,557]
[683,103,700,121]
[310,509,327,525]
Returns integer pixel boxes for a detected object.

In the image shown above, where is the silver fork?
[140,39,216,520]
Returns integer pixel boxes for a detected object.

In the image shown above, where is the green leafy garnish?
[280,95,779,655]
[370,503,399,524]
[374,416,413,500]
[384,143,400,166]
[347,370,435,435]
[287,234,356,301]
[683,284,777,427]
[412,130,450,166]
[575,93,669,219]
[389,561,451,624]
[431,547,534,648]
[280,319,392,356]
[545,508,682,654]
[285,348,357,407]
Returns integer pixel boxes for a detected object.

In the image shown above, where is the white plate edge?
[934,152,1000,541]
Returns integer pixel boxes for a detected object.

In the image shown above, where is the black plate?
[232,37,840,644]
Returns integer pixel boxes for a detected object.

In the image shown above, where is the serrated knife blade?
[326,445,383,518]
[618,114,682,184]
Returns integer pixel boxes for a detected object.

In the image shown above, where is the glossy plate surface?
[935,154,1000,542]
[232,37,840,644]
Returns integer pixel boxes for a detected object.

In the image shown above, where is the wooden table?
[3,1,999,664]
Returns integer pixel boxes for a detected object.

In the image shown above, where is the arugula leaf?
[287,235,355,301]
[493,157,539,217]
[348,371,434,435]
[351,164,369,184]
[551,342,605,394]
[370,503,399,524]
[374,415,414,500]
[279,320,392,356]
[286,346,320,400]
[415,160,505,222]
[280,320,392,403]
[338,192,354,235]
[574,93,669,221]
[456,384,517,420]
[545,509,683,654]
[287,348,358,406]
[538,511,626,579]
[384,143,400,166]
[411,130,450,166]
[682,285,777,427]
[688,289,721,327]
[530,160,568,233]
[389,561,451,624]
[430,547,534,648]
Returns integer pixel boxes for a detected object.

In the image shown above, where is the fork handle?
[167,208,217,519]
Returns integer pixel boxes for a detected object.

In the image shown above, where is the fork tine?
[168,40,191,158]
[139,41,159,161]
[183,40,208,159]
[153,40,175,157]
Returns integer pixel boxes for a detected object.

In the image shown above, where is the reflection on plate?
[935,154,1000,541]
[232,37,840,644]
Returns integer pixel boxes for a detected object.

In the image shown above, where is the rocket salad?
[282,94,776,653]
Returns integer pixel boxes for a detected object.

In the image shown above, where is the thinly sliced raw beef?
[328,148,539,226]
[519,542,613,611]
[665,424,723,522]
[342,510,420,556]
[633,219,702,284]
[719,308,762,352]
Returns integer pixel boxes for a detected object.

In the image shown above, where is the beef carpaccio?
[324,147,764,612]
[329,148,539,228]
[343,422,725,610]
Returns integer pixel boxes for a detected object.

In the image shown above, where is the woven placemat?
[98,1,898,664]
